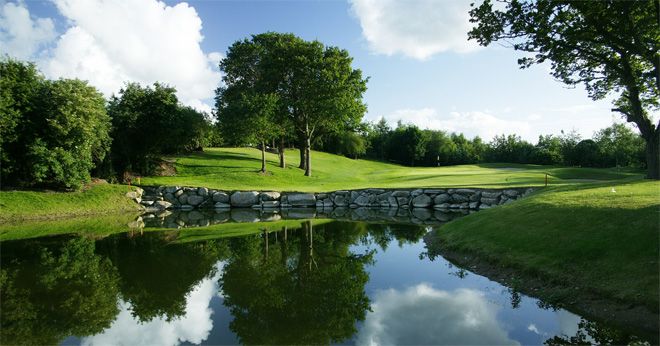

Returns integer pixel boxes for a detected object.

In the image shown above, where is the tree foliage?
[0,58,111,189]
[468,0,659,178]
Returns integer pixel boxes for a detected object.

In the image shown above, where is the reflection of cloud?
[356,284,519,345]
[82,262,224,346]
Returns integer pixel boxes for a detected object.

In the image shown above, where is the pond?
[0,212,652,345]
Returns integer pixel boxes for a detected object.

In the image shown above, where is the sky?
[0,0,638,142]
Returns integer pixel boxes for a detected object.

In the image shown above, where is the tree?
[217,32,368,177]
[387,124,427,166]
[469,0,660,179]
[594,123,645,167]
[0,59,111,190]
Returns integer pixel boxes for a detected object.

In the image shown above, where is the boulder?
[412,208,432,221]
[231,191,259,207]
[197,187,209,196]
[455,188,475,195]
[178,194,188,204]
[469,192,481,202]
[354,195,370,206]
[469,201,479,209]
[412,194,432,208]
[213,192,230,203]
[396,197,410,207]
[481,191,501,199]
[187,195,205,206]
[154,201,172,210]
[333,195,348,207]
[411,189,424,197]
[125,191,140,201]
[260,191,281,201]
[387,196,398,207]
[504,189,520,197]
[164,186,178,194]
[287,193,316,207]
[451,193,469,203]
[214,202,231,209]
[434,203,451,209]
[175,189,184,197]
[434,193,451,204]
[480,197,499,205]
[391,190,410,197]
[424,189,445,194]
[179,204,194,211]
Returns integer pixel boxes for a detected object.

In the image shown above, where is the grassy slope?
[428,180,660,310]
[140,147,641,192]
[0,183,142,221]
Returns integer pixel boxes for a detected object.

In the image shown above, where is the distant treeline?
[1,59,219,190]
[318,119,646,169]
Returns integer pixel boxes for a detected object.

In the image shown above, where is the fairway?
[140,147,642,192]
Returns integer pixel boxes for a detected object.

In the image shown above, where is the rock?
[260,191,281,201]
[333,195,348,207]
[480,204,492,209]
[434,193,451,204]
[354,195,370,207]
[434,203,451,209]
[469,192,481,202]
[469,201,479,209]
[481,191,501,199]
[164,186,178,194]
[287,193,316,207]
[367,189,385,195]
[449,204,461,209]
[388,196,398,207]
[141,200,154,206]
[424,189,444,194]
[451,193,469,203]
[261,201,280,208]
[322,199,333,208]
[480,197,499,205]
[412,194,432,208]
[392,190,410,197]
[504,189,519,197]
[459,202,469,209]
[455,189,475,195]
[125,191,140,200]
[188,211,205,221]
[178,194,188,204]
[135,187,144,196]
[350,191,360,202]
[214,202,231,209]
[164,193,176,203]
[231,191,259,207]
[316,193,328,199]
[187,195,205,206]
[175,189,184,197]
[179,204,194,211]
[411,189,424,197]
[396,197,410,207]
[154,201,172,210]
[213,192,229,203]
[197,187,209,196]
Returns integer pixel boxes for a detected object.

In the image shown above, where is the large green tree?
[217,32,368,176]
[468,0,660,178]
[0,58,111,189]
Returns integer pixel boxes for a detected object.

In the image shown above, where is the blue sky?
[0,0,633,141]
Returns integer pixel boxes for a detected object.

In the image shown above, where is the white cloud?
[0,2,57,60]
[1,0,221,112]
[349,0,480,60]
[356,284,518,345]
[381,108,531,140]
[81,262,224,346]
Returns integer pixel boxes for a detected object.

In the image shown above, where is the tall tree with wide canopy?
[468,0,660,178]
[217,32,368,176]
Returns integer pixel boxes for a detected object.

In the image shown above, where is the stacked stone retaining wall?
[129,186,536,213]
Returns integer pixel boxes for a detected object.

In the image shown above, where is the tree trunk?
[304,136,311,176]
[261,141,266,173]
[298,137,306,170]
[278,137,286,168]
[646,130,659,179]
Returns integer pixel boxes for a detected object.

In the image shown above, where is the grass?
[0,182,142,222]
[427,180,660,312]
[140,147,642,192]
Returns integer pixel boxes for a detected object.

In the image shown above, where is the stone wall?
[132,186,536,212]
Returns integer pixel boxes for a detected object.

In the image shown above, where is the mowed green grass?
[140,147,641,191]
[428,180,660,310]
[0,183,142,221]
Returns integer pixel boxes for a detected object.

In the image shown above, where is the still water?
[0,212,650,345]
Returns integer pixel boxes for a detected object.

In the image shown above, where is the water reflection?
[0,217,652,345]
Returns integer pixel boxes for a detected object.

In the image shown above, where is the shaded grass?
[427,180,660,311]
[0,183,142,222]
[140,148,642,192]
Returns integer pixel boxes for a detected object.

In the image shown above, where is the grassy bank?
[140,147,641,192]
[426,180,659,315]
[0,183,142,222]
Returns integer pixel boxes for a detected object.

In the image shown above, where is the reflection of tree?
[544,318,646,345]
[220,221,374,344]
[0,237,120,345]
[96,234,227,322]
[360,223,429,251]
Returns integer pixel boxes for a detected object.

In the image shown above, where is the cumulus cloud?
[349,0,480,59]
[381,108,531,140]
[81,262,224,346]
[0,2,57,60]
[356,284,518,345]
[1,0,221,112]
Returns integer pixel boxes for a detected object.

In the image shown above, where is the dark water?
[0,213,651,345]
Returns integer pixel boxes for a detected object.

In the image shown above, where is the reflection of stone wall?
[139,208,471,230]
[137,186,536,212]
